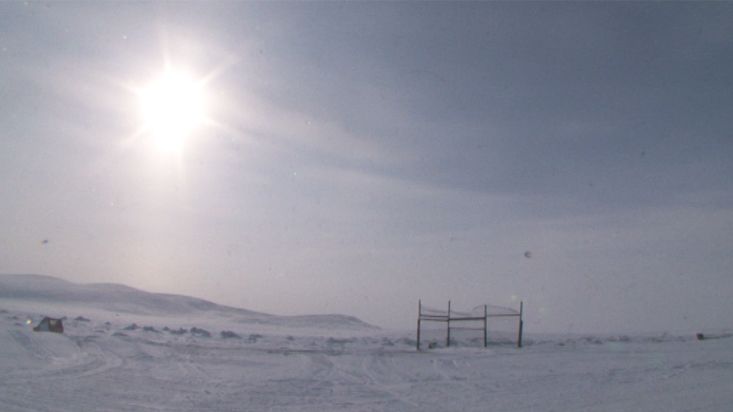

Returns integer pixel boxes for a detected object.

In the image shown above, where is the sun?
[137,68,207,152]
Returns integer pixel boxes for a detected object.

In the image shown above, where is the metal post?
[446,300,451,347]
[483,304,488,348]
[417,300,422,351]
[517,301,524,348]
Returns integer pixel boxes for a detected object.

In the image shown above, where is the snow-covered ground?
[1,274,732,411]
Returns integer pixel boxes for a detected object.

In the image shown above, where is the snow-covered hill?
[1,273,733,411]
[0,274,377,332]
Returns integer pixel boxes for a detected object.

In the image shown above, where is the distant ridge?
[0,274,378,331]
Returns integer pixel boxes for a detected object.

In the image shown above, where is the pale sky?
[1,1,732,333]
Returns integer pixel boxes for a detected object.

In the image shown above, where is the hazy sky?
[2,2,732,333]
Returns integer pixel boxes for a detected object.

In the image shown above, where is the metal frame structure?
[417,300,523,350]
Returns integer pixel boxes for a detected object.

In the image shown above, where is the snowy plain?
[1,274,732,412]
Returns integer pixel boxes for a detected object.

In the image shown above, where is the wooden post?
[417,300,422,351]
[517,301,524,348]
[483,304,488,348]
[446,300,451,347]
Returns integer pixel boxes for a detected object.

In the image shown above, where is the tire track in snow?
[2,330,123,384]
[357,353,422,410]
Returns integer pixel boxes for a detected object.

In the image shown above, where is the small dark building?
[33,317,64,334]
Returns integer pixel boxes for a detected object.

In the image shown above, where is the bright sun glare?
[137,68,207,152]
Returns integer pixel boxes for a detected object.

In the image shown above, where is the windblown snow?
[1,274,732,411]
